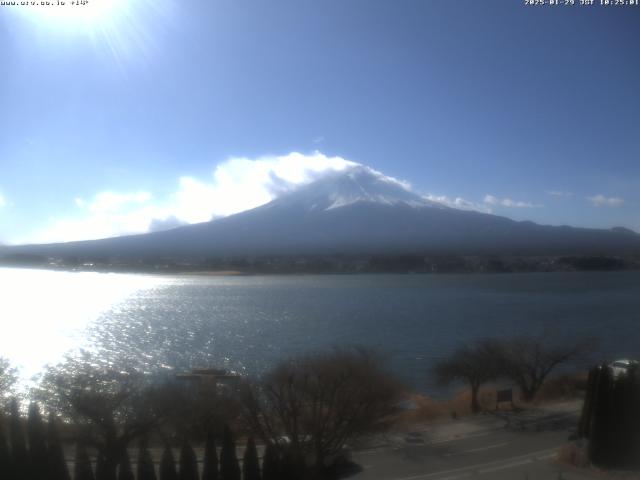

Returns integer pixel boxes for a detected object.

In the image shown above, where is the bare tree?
[34,351,171,479]
[500,336,590,401]
[151,376,241,443]
[434,339,504,414]
[240,348,404,474]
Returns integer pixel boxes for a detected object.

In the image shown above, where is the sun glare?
[0,268,168,387]
[9,0,174,69]
[19,0,129,29]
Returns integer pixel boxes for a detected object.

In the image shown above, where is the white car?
[609,359,638,379]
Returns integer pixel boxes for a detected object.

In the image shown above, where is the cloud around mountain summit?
[26,152,358,243]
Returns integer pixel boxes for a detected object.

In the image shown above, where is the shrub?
[137,440,157,480]
[28,403,48,480]
[47,413,71,480]
[242,437,260,480]
[260,443,279,480]
[74,442,95,480]
[220,425,240,480]
[160,446,178,480]
[202,433,218,480]
[10,399,29,480]
[179,442,199,480]
[118,449,135,480]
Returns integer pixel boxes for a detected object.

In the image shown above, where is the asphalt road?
[351,405,593,480]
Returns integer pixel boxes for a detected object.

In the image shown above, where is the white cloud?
[587,194,624,207]
[167,151,357,223]
[25,190,157,243]
[87,191,152,213]
[29,152,357,243]
[0,193,6,208]
[483,194,541,208]
[424,194,492,213]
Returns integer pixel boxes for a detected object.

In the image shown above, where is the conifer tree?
[47,413,71,480]
[74,442,95,480]
[278,448,298,480]
[589,364,613,466]
[159,446,178,480]
[118,449,135,480]
[242,438,260,480]
[10,399,29,480]
[260,443,279,480]
[0,425,14,480]
[220,425,240,480]
[96,452,109,480]
[137,440,158,480]
[28,403,48,480]
[202,433,218,480]
[179,441,199,480]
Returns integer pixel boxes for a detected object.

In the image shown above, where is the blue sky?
[0,0,638,244]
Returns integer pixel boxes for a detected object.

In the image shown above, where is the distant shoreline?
[1,254,640,277]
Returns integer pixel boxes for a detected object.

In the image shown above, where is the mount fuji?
[2,165,640,263]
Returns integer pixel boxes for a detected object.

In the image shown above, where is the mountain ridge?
[1,165,639,265]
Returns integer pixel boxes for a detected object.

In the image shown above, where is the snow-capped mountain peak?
[267,165,445,212]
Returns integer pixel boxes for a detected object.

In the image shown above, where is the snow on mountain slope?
[265,165,445,212]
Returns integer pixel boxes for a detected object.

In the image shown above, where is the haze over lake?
[2,267,639,395]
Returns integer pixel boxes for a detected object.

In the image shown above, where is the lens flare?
[8,0,174,68]
[18,0,129,29]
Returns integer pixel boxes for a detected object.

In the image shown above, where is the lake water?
[1,267,639,395]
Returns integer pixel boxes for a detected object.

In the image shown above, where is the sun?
[10,0,169,67]
[18,0,129,30]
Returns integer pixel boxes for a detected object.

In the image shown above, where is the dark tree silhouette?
[36,353,169,479]
[584,364,640,468]
[220,425,240,480]
[500,336,589,401]
[434,340,503,414]
[587,364,614,465]
[137,440,158,480]
[241,349,403,472]
[179,442,199,480]
[10,399,29,480]
[96,451,114,480]
[28,402,49,480]
[159,446,178,480]
[118,449,135,480]
[242,437,260,480]
[47,413,71,480]
[278,447,299,480]
[0,426,13,480]
[260,443,279,480]
[202,433,218,480]
[74,442,95,480]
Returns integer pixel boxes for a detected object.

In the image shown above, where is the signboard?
[496,388,513,409]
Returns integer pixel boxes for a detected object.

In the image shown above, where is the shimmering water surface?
[1,267,639,394]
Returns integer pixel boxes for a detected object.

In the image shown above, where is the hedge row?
[1,402,296,480]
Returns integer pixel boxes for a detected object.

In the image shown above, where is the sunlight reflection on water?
[2,267,639,395]
[0,267,168,382]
